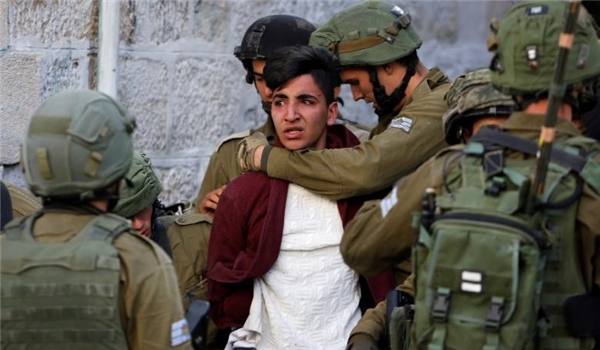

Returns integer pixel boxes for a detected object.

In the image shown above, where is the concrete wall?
[0,0,514,204]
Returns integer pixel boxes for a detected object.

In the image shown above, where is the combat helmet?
[443,68,514,145]
[235,15,316,84]
[310,1,422,117]
[112,152,162,218]
[310,1,421,67]
[21,90,136,201]
[488,1,600,99]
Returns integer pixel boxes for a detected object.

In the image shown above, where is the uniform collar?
[404,67,449,107]
[502,111,581,141]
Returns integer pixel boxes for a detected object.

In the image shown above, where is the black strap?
[471,128,587,173]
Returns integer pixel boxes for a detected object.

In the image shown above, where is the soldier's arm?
[341,156,446,277]
[117,233,193,350]
[266,113,447,201]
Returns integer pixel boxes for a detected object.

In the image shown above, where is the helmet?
[443,68,514,145]
[235,15,316,84]
[21,90,136,200]
[489,1,600,96]
[112,152,162,218]
[310,1,422,67]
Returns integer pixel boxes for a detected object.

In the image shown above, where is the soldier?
[345,68,515,350]
[113,151,217,347]
[196,15,316,215]
[238,0,451,202]
[113,152,172,256]
[342,2,600,349]
[0,90,192,350]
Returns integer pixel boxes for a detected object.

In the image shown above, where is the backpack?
[410,127,600,350]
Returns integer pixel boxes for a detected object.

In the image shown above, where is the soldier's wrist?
[259,145,272,172]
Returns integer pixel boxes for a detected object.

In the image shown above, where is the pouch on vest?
[411,128,600,350]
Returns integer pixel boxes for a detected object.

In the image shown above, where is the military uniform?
[263,67,450,200]
[1,210,192,350]
[195,120,276,207]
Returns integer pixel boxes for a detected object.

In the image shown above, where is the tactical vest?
[1,212,131,350]
[410,128,600,350]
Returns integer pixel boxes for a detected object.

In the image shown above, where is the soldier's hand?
[199,184,227,216]
[346,333,379,350]
[237,132,269,172]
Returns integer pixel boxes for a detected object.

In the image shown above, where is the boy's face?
[271,74,337,151]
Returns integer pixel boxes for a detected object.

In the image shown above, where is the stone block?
[118,56,169,151]
[153,163,201,205]
[9,0,98,48]
[148,0,191,44]
[41,51,89,99]
[0,0,7,49]
[0,52,43,165]
[171,55,244,151]
[192,0,230,44]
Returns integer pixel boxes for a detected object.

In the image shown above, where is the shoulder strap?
[215,129,251,151]
[85,213,132,243]
[2,212,43,241]
[471,128,600,194]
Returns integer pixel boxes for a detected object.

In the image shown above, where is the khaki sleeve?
[350,274,416,342]
[341,157,446,277]
[350,299,388,342]
[167,214,212,309]
[196,141,241,208]
[398,274,415,297]
[265,90,448,201]
[116,233,193,350]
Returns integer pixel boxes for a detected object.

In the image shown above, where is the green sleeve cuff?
[261,145,273,173]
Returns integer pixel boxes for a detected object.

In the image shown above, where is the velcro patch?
[525,5,548,16]
[389,116,414,134]
[171,319,191,347]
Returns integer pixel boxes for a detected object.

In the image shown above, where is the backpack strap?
[471,128,600,193]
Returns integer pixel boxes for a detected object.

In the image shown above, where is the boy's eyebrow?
[273,92,289,99]
[296,93,318,100]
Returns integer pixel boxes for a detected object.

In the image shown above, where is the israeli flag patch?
[390,116,414,133]
[171,319,191,347]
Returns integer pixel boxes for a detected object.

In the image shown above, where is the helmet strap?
[369,64,416,119]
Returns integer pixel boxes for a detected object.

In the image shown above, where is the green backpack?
[410,128,600,350]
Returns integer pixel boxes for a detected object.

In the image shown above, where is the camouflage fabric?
[489,1,600,95]
[21,90,136,200]
[442,68,514,145]
[310,1,421,66]
[113,152,162,218]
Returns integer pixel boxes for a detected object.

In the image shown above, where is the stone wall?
[0,0,514,204]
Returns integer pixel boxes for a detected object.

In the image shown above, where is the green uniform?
[341,113,600,289]
[1,210,192,350]
[346,114,600,345]
[195,120,276,207]
[264,68,450,200]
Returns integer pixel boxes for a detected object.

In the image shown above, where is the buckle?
[431,288,451,323]
[485,297,505,332]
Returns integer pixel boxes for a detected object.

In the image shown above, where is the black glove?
[346,333,379,350]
